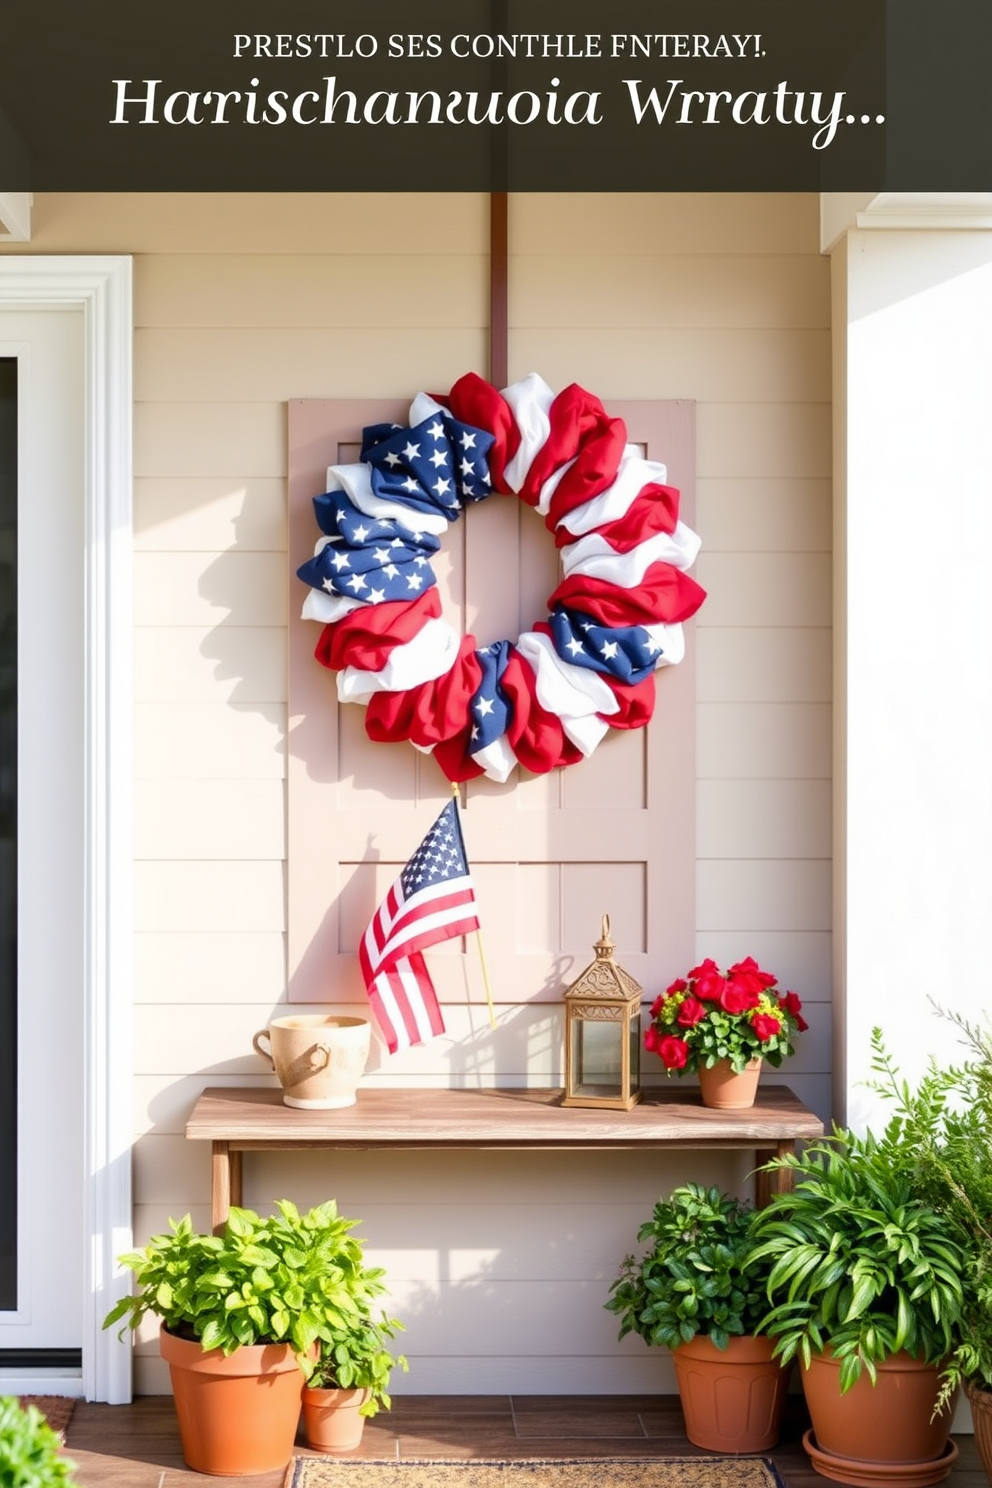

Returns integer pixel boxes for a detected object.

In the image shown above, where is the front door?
[0,307,85,1374]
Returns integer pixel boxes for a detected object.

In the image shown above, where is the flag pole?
[451,782,498,1032]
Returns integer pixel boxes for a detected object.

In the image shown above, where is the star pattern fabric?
[468,640,512,756]
[297,492,440,605]
[362,410,494,520]
[549,606,660,686]
[398,798,473,898]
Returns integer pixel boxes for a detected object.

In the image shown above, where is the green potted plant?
[606,1182,789,1452]
[866,1015,992,1481]
[644,957,807,1108]
[301,1303,407,1453]
[751,1110,967,1479]
[0,1397,77,1486]
[103,1198,403,1476]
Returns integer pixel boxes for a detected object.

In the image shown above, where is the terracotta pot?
[966,1382,992,1481]
[301,1385,371,1452]
[801,1349,955,1466]
[697,1058,762,1110]
[160,1326,306,1475]
[671,1334,789,1453]
[801,1430,957,1487]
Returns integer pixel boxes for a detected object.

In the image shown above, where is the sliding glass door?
[0,357,15,1313]
[0,311,84,1364]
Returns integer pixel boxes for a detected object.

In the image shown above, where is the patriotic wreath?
[297,372,706,784]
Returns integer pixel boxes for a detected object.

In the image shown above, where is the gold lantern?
[562,915,643,1110]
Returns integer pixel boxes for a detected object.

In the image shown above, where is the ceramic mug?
[252,1015,371,1109]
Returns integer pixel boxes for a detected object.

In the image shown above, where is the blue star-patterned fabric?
[549,606,661,686]
[296,493,441,604]
[467,641,512,756]
[362,410,495,520]
[399,797,471,897]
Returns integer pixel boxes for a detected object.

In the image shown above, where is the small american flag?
[359,797,480,1053]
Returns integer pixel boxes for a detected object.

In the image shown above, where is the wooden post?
[490,191,508,389]
[488,0,508,389]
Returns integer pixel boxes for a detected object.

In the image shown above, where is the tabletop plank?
[186,1084,824,1149]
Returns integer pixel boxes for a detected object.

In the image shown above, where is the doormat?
[284,1457,787,1488]
[17,1395,77,1443]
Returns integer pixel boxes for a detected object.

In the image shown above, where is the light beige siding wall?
[508,193,832,1124]
[13,192,831,1395]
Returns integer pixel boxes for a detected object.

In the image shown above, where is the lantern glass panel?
[629,1017,641,1088]
[569,1016,623,1100]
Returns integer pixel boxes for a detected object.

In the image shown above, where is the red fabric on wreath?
[314,591,442,674]
[520,386,627,515]
[432,727,487,783]
[364,636,484,751]
[551,564,706,628]
[554,482,682,551]
[499,652,585,774]
[444,373,521,496]
[599,674,657,729]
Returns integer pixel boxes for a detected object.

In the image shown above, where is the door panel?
[287,397,696,1063]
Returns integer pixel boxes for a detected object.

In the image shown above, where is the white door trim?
[0,256,133,1403]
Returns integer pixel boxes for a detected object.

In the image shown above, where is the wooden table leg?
[211,1141,242,1234]
[754,1140,796,1207]
[230,1150,243,1209]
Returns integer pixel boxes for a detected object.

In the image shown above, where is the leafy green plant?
[866,1014,992,1403]
[103,1198,406,1391]
[606,1183,772,1351]
[0,1396,77,1487]
[751,1120,967,1392]
[308,1309,408,1418]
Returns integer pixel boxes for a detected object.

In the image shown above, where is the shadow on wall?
[196,490,288,719]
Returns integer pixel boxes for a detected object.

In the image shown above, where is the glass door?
[0,310,84,1372]
[0,357,15,1313]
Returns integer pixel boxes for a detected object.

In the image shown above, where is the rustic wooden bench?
[186,1084,824,1231]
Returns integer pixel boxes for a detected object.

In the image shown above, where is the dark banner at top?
[1,0,989,190]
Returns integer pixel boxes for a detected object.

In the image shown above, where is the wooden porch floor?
[61,1394,985,1488]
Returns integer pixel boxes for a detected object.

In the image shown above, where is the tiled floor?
[61,1394,985,1488]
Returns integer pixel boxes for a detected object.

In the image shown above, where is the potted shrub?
[0,1396,77,1486]
[301,1304,407,1453]
[606,1182,789,1452]
[751,1112,967,1481]
[644,957,807,1108]
[104,1198,402,1476]
[867,1015,992,1481]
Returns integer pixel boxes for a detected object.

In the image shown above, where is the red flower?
[649,995,664,1019]
[644,1024,660,1053]
[676,995,707,1028]
[751,1013,782,1042]
[727,956,777,995]
[688,959,727,1002]
[658,1035,690,1069]
[781,990,809,1032]
[720,982,761,1015]
[665,977,689,997]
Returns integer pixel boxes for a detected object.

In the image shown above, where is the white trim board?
[0,256,133,1404]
